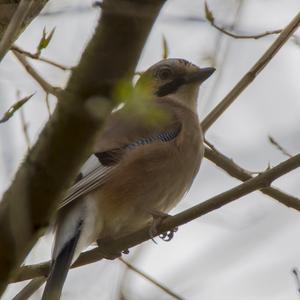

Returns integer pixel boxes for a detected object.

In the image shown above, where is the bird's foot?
[148,210,178,243]
[159,227,178,242]
[97,238,129,260]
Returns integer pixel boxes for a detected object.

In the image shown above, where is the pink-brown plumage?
[42,58,215,300]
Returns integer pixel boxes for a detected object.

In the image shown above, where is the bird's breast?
[92,125,203,239]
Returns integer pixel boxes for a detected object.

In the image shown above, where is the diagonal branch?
[12,49,62,96]
[0,0,166,295]
[201,11,300,132]
[205,2,282,40]
[11,45,72,71]
[204,142,300,211]
[0,0,34,62]
[119,258,183,300]
[12,152,300,282]
[0,0,50,58]
[268,135,292,158]
[11,277,45,300]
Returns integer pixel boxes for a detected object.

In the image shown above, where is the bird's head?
[136,58,215,111]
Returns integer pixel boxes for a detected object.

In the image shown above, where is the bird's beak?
[184,67,216,84]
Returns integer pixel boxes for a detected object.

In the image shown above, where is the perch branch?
[12,152,300,282]
[204,143,300,211]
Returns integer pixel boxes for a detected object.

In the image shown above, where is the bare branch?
[0,0,34,62]
[119,258,183,300]
[201,11,300,132]
[268,135,292,158]
[201,0,244,118]
[19,108,31,150]
[11,277,45,300]
[204,142,300,211]
[12,152,300,282]
[0,93,34,124]
[12,49,62,96]
[204,2,282,40]
[11,45,72,71]
[292,268,300,295]
[44,93,51,117]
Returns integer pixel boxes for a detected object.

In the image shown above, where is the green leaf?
[204,2,214,23]
[36,27,56,55]
[113,78,168,126]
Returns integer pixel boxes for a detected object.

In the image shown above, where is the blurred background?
[1,0,300,299]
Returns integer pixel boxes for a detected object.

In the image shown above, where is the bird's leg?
[147,209,178,242]
[96,238,129,260]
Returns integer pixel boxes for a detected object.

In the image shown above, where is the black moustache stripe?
[155,76,185,97]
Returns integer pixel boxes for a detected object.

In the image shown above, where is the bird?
[41,58,215,300]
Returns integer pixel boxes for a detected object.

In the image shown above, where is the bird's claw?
[159,227,178,241]
[122,249,130,255]
[147,210,178,243]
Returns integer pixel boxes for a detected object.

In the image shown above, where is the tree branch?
[0,0,49,55]
[12,49,62,96]
[12,152,300,282]
[119,258,183,300]
[11,277,45,300]
[204,142,300,211]
[0,0,34,62]
[11,45,72,71]
[268,135,292,158]
[0,0,166,295]
[201,11,300,132]
[204,2,282,40]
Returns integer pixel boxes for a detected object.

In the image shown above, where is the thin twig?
[268,135,292,158]
[204,142,300,211]
[19,108,31,150]
[201,0,244,116]
[0,0,34,61]
[292,268,300,297]
[11,45,72,71]
[211,23,282,40]
[204,2,282,40]
[119,258,183,300]
[201,11,300,132]
[12,50,62,96]
[0,93,34,124]
[12,152,300,282]
[44,93,51,118]
[12,277,45,300]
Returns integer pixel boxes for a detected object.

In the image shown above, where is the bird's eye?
[157,68,173,80]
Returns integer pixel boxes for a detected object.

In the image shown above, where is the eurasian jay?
[42,58,215,300]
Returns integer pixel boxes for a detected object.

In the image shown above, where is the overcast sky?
[2,0,300,299]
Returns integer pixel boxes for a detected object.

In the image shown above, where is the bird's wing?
[58,102,181,210]
[58,158,116,210]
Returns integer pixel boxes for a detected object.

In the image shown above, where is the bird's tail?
[41,222,82,300]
